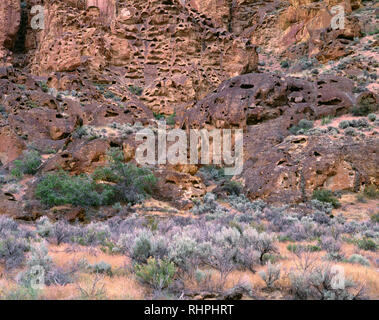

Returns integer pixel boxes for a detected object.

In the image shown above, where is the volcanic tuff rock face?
[0,0,378,217]
[26,0,258,114]
[0,0,21,59]
[179,73,357,128]
[179,72,378,202]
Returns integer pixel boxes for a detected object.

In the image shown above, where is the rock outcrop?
[0,0,377,216]
[0,0,20,59]
[180,72,378,203]
[27,0,258,114]
[179,73,356,128]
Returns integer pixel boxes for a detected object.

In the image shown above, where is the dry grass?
[48,243,128,269]
[0,243,146,300]
[42,273,145,300]
[45,243,145,300]
[337,263,379,299]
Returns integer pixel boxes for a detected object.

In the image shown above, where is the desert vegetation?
[35,148,157,207]
[0,184,378,300]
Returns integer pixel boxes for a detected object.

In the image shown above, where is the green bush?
[312,189,340,208]
[128,85,143,96]
[338,120,350,129]
[344,127,356,136]
[280,60,289,68]
[89,261,112,276]
[35,171,111,207]
[222,180,243,196]
[93,148,157,204]
[153,112,165,120]
[11,150,42,177]
[10,167,23,179]
[368,113,376,122]
[166,112,176,126]
[92,166,119,183]
[356,238,377,252]
[104,91,116,100]
[198,165,225,182]
[371,212,379,223]
[366,28,379,36]
[278,235,295,243]
[363,185,379,199]
[287,244,299,253]
[298,119,313,129]
[351,97,378,116]
[135,258,176,290]
[26,101,39,109]
[306,245,322,252]
[132,233,152,263]
[38,81,49,93]
[36,148,157,207]
[347,254,370,266]
[289,119,313,135]
[287,244,321,253]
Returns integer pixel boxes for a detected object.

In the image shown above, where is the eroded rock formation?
[179,72,378,202]
[0,0,377,217]
[0,0,21,59]
[27,0,257,114]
